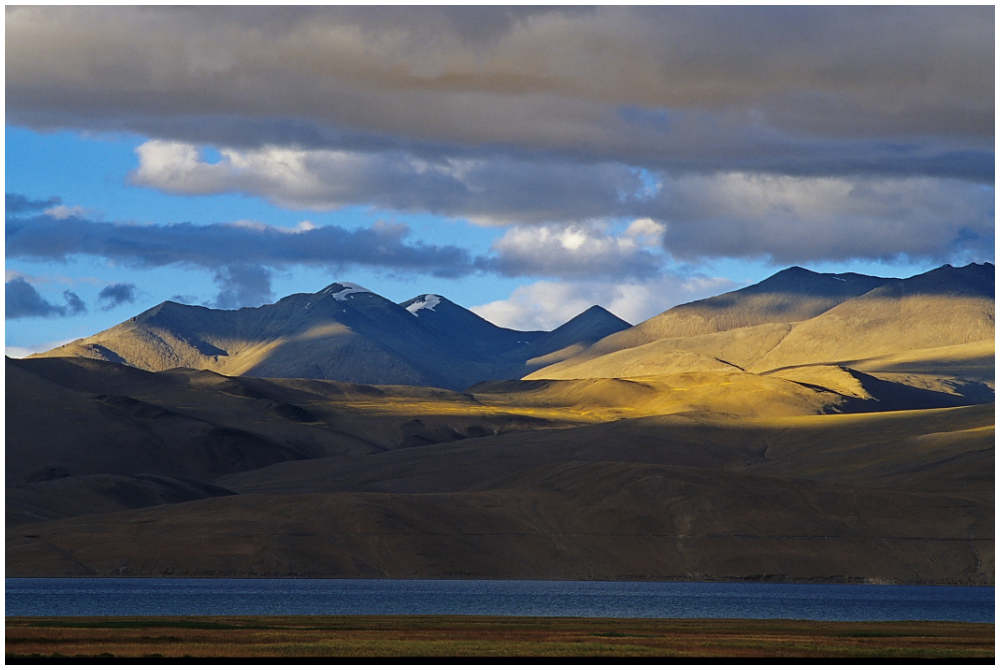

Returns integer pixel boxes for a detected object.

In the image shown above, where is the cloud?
[6,213,477,274]
[130,142,995,265]
[5,277,86,319]
[472,273,737,331]
[131,140,646,224]
[44,204,90,220]
[212,266,272,309]
[651,174,996,264]
[6,212,483,308]
[63,290,87,315]
[6,193,61,213]
[489,220,666,279]
[4,8,993,275]
[5,7,992,180]
[97,282,138,310]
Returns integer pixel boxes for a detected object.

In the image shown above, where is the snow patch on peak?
[406,294,442,316]
[320,282,373,301]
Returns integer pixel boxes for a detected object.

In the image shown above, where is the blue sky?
[5,7,994,356]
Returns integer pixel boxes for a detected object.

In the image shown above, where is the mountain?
[751,263,995,372]
[7,263,994,583]
[33,284,631,391]
[565,266,891,362]
[528,263,994,387]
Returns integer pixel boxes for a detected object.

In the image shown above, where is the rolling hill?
[6,355,992,584]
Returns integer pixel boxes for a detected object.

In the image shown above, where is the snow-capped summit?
[318,282,373,302]
[406,294,442,316]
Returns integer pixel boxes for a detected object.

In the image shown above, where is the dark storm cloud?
[97,282,138,310]
[5,193,61,213]
[5,277,86,319]
[5,6,993,180]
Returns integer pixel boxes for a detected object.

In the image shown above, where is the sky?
[5,6,995,356]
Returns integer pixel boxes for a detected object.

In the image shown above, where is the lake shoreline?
[6,615,994,659]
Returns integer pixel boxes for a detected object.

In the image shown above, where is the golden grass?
[6,616,993,659]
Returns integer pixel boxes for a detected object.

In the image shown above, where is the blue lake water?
[5,579,993,622]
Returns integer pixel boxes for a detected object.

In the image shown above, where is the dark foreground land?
[5,616,994,659]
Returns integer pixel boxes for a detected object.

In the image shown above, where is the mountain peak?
[561,305,631,328]
[533,304,631,354]
[316,282,374,302]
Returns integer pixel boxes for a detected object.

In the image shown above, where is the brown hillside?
[554,267,888,367]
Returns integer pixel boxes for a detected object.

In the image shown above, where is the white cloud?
[294,220,317,232]
[472,273,736,331]
[43,204,89,219]
[490,221,665,278]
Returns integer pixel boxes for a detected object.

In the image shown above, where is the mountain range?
[31,263,996,397]
[9,262,995,584]
[529,262,994,380]
[35,284,631,391]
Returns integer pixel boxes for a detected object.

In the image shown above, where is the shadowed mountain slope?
[33,284,630,390]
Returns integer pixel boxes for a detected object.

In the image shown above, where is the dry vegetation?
[6,616,994,659]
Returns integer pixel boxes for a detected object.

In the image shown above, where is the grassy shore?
[5,616,994,658]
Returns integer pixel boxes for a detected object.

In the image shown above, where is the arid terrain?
[7,263,994,584]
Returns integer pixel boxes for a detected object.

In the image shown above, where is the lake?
[5,578,993,622]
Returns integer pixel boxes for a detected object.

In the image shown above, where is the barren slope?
[752,264,995,372]
[6,354,993,584]
[544,267,888,370]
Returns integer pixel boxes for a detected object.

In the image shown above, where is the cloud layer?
[129,143,996,264]
[4,7,994,326]
[7,6,992,179]
[6,211,484,308]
